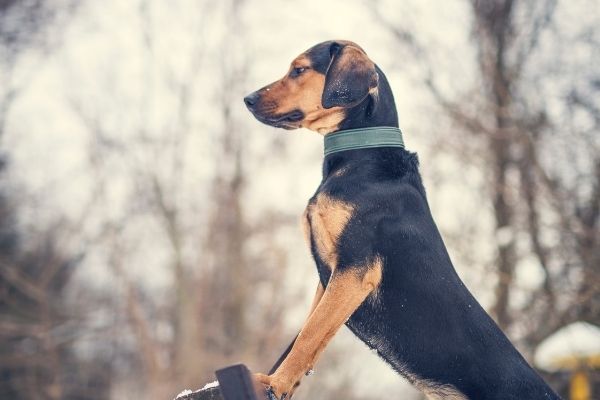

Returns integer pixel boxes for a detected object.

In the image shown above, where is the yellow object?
[552,354,600,370]
[570,370,590,400]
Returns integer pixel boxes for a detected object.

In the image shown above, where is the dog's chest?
[302,192,355,279]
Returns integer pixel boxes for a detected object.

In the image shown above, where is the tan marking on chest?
[305,194,354,270]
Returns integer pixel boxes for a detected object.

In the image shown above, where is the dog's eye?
[291,66,308,78]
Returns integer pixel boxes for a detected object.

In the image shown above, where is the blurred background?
[1,0,599,399]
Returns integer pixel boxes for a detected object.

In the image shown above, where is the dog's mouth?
[251,109,304,130]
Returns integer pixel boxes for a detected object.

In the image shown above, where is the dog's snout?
[244,92,260,109]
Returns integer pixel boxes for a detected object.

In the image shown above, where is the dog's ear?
[322,43,378,109]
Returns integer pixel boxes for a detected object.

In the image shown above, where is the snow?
[201,380,219,390]
[534,321,600,371]
[175,389,193,399]
[174,381,219,400]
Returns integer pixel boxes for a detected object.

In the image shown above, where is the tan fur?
[306,282,325,322]
[399,369,468,400]
[332,45,376,80]
[305,194,354,271]
[301,209,311,248]
[417,380,468,400]
[251,40,378,133]
[256,259,383,398]
[304,107,345,134]
[258,61,345,134]
[284,282,324,398]
[256,42,377,134]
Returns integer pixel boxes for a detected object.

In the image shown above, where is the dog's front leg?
[256,263,382,399]
[267,282,325,376]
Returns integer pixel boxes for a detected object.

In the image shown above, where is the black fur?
[263,41,561,399]
[314,147,558,399]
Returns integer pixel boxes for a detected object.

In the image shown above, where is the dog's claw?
[266,387,287,400]
[266,387,277,400]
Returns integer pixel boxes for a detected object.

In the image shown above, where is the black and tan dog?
[244,40,560,400]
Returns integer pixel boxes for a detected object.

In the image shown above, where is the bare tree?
[67,0,299,398]
[372,0,600,367]
[370,3,600,398]
[0,0,78,139]
[0,2,112,399]
[0,203,112,400]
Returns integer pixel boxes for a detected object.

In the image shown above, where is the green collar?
[323,126,404,156]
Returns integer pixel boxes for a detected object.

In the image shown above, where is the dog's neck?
[336,65,399,131]
[322,68,404,180]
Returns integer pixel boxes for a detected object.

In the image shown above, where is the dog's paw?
[254,373,294,400]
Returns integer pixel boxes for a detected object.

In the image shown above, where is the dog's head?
[244,40,379,134]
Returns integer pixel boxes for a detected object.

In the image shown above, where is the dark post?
[174,364,270,400]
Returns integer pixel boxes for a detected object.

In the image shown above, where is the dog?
[244,40,561,400]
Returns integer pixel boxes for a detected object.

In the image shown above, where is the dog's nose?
[244,92,259,109]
